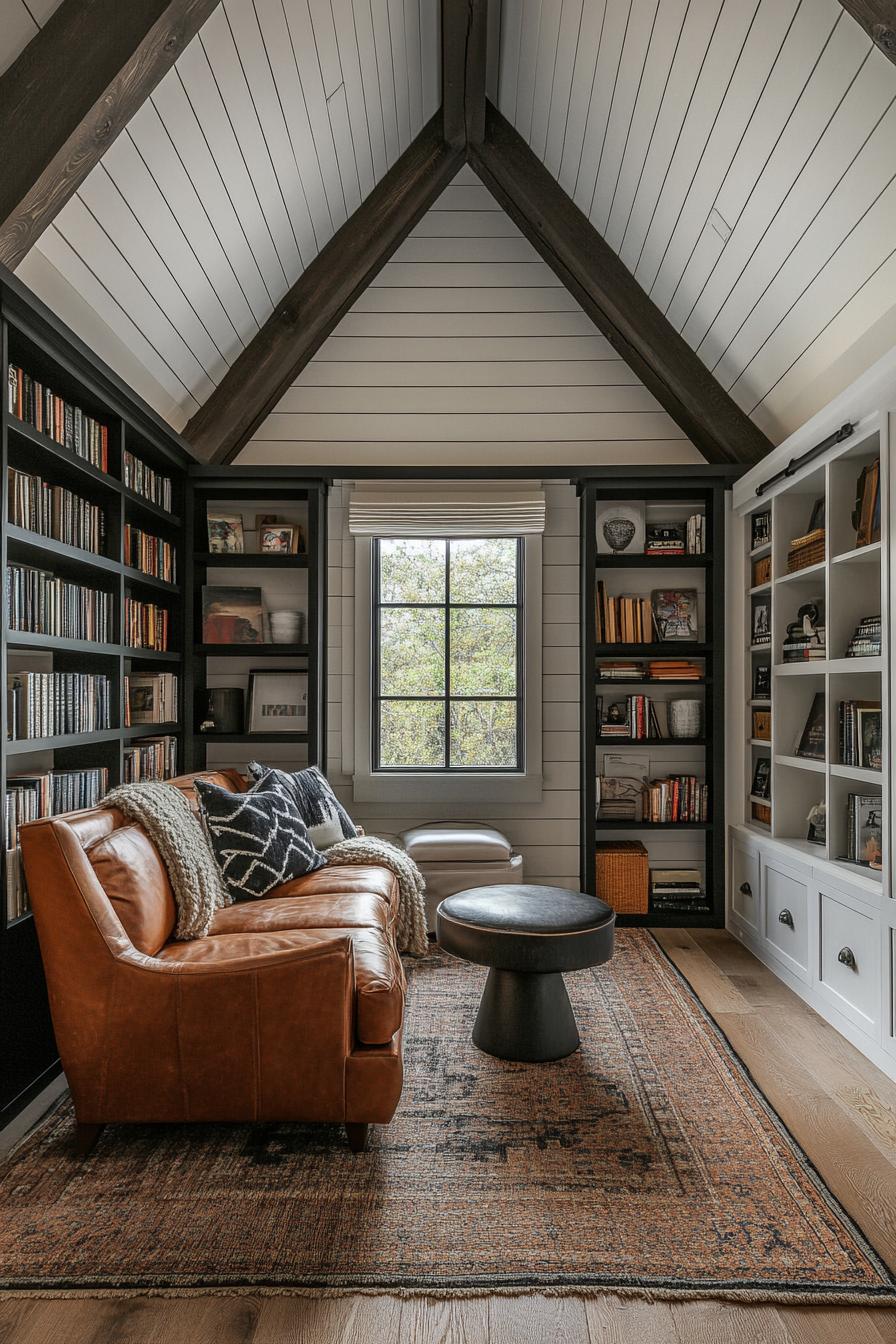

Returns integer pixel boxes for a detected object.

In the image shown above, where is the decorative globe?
[603,518,636,552]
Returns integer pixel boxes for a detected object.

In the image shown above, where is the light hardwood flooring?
[1,929,895,1344]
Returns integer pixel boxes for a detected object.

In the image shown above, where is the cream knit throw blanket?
[103,783,231,940]
[325,836,429,957]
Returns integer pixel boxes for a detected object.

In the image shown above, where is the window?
[373,538,523,771]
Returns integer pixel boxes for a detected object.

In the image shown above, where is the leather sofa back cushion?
[87,824,176,955]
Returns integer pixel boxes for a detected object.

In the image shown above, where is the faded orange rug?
[0,931,893,1303]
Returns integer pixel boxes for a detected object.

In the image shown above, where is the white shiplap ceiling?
[11,0,896,449]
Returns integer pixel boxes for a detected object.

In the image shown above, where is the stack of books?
[4,767,109,919]
[6,672,112,740]
[596,582,653,642]
[596,661,642,681]
[125,673,178,726]
[685,514,705,554]
[124,524,176,582]
[643,775,709,824]
[645,525,684,556]
[647,659,702,681]
[123,451,173,513]
[846,616,881,658]
[846,793,883,868]
[8,467,105,555]
[124,596,170,651]
[650,869,709,914]
[123,736,177,783]
[782,619,826,663]
[7,364,109,471]
[5,564,114,641]
[597,694,661,740]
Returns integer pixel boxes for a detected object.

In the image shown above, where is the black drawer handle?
[837,947,857,970]
[778,908,794,928]
[739,882,752,897]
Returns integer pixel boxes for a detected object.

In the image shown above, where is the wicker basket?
[787,528,825,573]
[595,841,649,914]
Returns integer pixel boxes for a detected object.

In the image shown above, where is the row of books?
[839,700,882,770]
[6,672,112,741]
[846,793,883,868]
[596,659,702,682]
[596,584,654,643]
[643,776,709,824]
[596,694,661,740]
[846,615,881,658]
[124,672,178,725]
[650,868,709,913]
[7,364,109,471]
[6,564,114,642]
[124,596,171,652]
[4,767,109,920]
[124,524,176,583]
[123,736,177,783]
[123,450,173,514]
[8,467,105,556]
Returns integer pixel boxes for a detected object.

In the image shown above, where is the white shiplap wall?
[14,0,440,430]
[0,0,62,76]
[497,0,896,444]
[325,478,582,890]
[237,166,704,467]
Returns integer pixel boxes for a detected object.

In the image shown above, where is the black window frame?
[372,537,524,773]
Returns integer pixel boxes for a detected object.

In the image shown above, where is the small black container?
[197,687,244,734]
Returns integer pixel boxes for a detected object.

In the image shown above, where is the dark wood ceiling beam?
[442,0,489,149]
[470,104,773,466]
[838,1,896,63]
[185,116,465,464]
[0,0,221,271]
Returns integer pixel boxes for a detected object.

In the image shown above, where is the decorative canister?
[269,610,306,644]
[668,699,702,739]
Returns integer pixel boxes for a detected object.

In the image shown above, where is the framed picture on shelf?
[207,513,244,553]
[247,669,308,734]
[853,461,881,547]
[202,586,264,644]
[651,589,698,641]
[858,707,883,770]
[751,597,771,646]
[596,500,645,554]
[751,510,770,550]
[795,692,826,761]
[260,524,296,554]
[751,757,771,801]
[751,709,771,741]
[753,664,771,699]
[807,497,825,534]
[256,516,306,553]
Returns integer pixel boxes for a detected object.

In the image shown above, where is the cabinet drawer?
[731,841,760,933]
[762,856,810,980]
[818,889,880,1035]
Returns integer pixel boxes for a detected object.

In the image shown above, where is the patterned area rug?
[0,931,893,1302]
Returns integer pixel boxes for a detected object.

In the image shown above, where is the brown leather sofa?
[19,769,405,1155]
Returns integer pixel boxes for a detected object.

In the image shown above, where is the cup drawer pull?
[837,946,857,970]
[777,908,794,928]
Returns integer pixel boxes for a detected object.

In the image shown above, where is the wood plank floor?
[1,930,895,1343]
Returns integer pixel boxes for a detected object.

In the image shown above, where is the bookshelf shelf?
[122,566,180,594]
[6,729,121,756]
[830,763,882,784]
[124,648,181,663]
[194,643,310,658]
[775,560,826,585]
[121,485,180,527]
[831,540,881,565]
[6,526,120,577]
[7,417,117,494]
[6,631,121,657]
[774,754,826,774]
[125,722,181,739]
[193,732,310,745]
[581,471,732,927]
[193,552,310,568]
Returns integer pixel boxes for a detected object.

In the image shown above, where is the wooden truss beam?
[0,0,220,271]
[186,116,465,464]
[442,0,489,148]
[838,1,896,64]
[470,105,773,466]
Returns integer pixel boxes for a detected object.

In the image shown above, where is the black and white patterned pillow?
[248,763,357,848]
[195,779,325,900]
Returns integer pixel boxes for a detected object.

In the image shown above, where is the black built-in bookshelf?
[579,469,739,927]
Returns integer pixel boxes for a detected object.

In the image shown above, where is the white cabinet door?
[730,837,760,935]
[817,884,881,1038]
[762,853,810,982]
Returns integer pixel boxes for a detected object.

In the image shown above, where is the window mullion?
[444,539,450,770]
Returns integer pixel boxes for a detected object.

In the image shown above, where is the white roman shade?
[348,489,546,537]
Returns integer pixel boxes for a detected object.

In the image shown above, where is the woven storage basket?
[595,841,649,914]
[787,528,825,573]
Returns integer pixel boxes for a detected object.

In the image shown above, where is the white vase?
[668,699,702,739]
[270,610,305,644]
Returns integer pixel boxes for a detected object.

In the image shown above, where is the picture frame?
[651,589,698,641]
[857,707,882,771]
[247,669,308,735]
[206,512,244,554]
[753,664,771,699]
[260,524,296,554]
[854,461,881,547]
[751,757,771,801]
[596,499,645,555]
[806,496,825,534]
[751,597,771,646]
[751,709,771,741]
[795,692,826,761]
[751,510,770,550]
[201,586,264,645]
[256,515,305,554]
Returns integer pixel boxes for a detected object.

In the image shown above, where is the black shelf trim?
[193,552,309,568]
[7,418,118,493]
[122,565,180,594]
[595,642,710,656]
[6,631,120,656]
[121,485,181,527]
[595,736,705,747]
[595,554,711,568]
[194,643,309,657]
[596,677,707,687]
[124,722,181,739]
[6,525,120,577]
[194,732,309,744]
[594,819,712,830]
[6,727,121,755]
[123,648,181,662]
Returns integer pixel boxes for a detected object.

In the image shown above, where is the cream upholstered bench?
[384,823,524,933]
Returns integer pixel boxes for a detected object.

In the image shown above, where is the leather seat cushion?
[86,824,176,956]
[400,823,512,864]
[157,926,403,1045]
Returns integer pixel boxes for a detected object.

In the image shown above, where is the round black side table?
[436,884,615,1062]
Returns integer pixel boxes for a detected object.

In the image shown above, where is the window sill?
[351,771,544,805]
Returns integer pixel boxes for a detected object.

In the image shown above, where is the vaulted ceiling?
[7,0,896,453]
